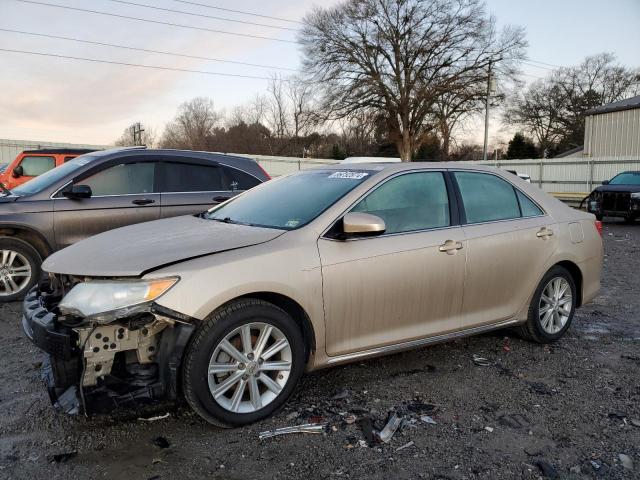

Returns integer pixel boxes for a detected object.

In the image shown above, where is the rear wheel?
[182,299,305,427]
[518,266,576,343]
[0,237,41,302]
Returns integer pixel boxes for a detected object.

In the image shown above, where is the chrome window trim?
[321,168,454,240]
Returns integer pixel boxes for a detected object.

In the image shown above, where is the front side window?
[80,162,155,196]
[454,172,521,223]
[19,156,55,176]
[162,162,224,192]
[206,169,373,230]
[351,171,450,234]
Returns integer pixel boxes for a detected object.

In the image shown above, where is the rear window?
[19,156,55,176]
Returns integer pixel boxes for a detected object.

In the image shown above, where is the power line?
[172,0,304,25]
[12,0,298,44]
[0,28,301,71]
[0,47,275,80]
[102,0,297,31]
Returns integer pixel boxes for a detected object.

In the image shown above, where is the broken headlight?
[631,192,640,200]
[59,277,178,324]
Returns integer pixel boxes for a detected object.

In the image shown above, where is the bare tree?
[505,53,639,153]
[160,97,222,150]
[299,0,526,161]
[266,75,290,139]
[113,122,155,147]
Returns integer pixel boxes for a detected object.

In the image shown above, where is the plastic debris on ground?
[375,413,402,443]
[619,453,633,470]
[395,441,415,452]
[259,423,327,440]
[138,412,171,422]
[420,415,437,425]
[472,354,493,367]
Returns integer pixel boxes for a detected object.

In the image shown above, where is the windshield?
[205,169,374,230]
[609,172,640,186]
[11,154,98,196]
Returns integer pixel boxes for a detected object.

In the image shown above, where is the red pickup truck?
[0,148,97,189]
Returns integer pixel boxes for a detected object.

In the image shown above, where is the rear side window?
[19,156,55,176]
[516,190,543,217]
[161,162,225,192]
[80,162,155,195]
[223,166,260,191]
[454,172,520,223]
[351,171,450,234]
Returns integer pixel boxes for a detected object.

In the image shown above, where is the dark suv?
[0,147,269,301]
[586,171,640,222]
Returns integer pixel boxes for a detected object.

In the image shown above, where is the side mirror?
[342,212,385,236]
[12,165,23,178]
[601,180,609,185]
[63,184,92,199]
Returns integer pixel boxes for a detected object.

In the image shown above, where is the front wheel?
[182,299,305,427]
[518,266,576,343]
[0,237,41,302]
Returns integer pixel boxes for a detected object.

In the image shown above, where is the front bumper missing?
[22,284,195,415]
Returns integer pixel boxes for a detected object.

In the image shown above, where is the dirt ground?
[0,221,638,480]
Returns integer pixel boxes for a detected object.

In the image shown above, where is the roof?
[306,161,502,174]
[585,94,640,116]
[22,148,98,155]
[554,146,584,158]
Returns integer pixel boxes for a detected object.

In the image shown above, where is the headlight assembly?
[59,277,178,324]
[631,192,640,200]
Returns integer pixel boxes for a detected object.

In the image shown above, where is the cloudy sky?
[0,0,638,146]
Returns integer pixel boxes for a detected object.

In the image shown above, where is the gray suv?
[0,147,268,301]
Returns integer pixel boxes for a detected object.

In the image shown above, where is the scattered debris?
[375,413,403,443]
[357,417,375,446]
[527,381,554,395]
[138,412,170,422]
[569,466,581,474]
[472,354,493,367]
[619,454,633,470]
[420,415,437,425]
[331,389,350,400]
[48,451,77,463]
[484,426,494,433]
[535,460,559,479]
[259,423,327,440]
[608,410,627,420]
[406,401,436,413]
[621,354,640,362]
[590,460,602,471]
[344,414,357,425]
[630,419,640,428]
[502,337,511,352]
[395,441,415,452]
[152,436,170,449]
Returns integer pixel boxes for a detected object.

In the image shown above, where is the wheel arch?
[229,292,316,364]
[0,225,52,260]
[553,260,583,307]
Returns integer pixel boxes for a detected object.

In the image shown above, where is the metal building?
[583,95,640,158]
[0,138,107,164]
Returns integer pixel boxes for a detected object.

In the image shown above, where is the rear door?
[158,159,243,218]
[452,170,557,329]
[53,158,160,248]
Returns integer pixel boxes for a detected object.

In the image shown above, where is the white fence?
[238,154,640,194]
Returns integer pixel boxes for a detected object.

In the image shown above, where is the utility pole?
[482,61,494,162]
[130,122,145,146]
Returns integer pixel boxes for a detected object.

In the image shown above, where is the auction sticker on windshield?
[328,171,369,180]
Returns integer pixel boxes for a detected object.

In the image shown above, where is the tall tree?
[505,132,538,159]
[160,97,222,150]
[505,53,639,153]
[299,0,526,161]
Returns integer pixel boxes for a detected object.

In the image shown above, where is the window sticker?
[285,219,300,228]
[328,171,369,180]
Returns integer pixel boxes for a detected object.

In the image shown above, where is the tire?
[517,265,577,344]
[182,298,305,427]
[0,237,41,302]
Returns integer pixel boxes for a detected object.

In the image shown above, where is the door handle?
[213,195,231,203]
[438,240,463,255]
[536,227,554,239]
[131,199,155,205]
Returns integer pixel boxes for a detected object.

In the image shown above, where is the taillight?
[257,163,271,180]
[594,220,603,236]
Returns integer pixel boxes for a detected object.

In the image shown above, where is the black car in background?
[0,147,269,301]
[586,171,640,222]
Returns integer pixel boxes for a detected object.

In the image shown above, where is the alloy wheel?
[538,277,572,334]
[0,249,32,297]
[207,322,292,414]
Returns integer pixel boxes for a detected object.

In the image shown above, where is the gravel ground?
[0,221,638,480]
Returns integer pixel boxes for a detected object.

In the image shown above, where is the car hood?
[43,215,285,277]
[594,185,640,193]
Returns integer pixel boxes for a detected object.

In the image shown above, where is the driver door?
[53,158,160,249]
[318,170,466,357]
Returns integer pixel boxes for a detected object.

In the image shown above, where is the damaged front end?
[22,274,195,415]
